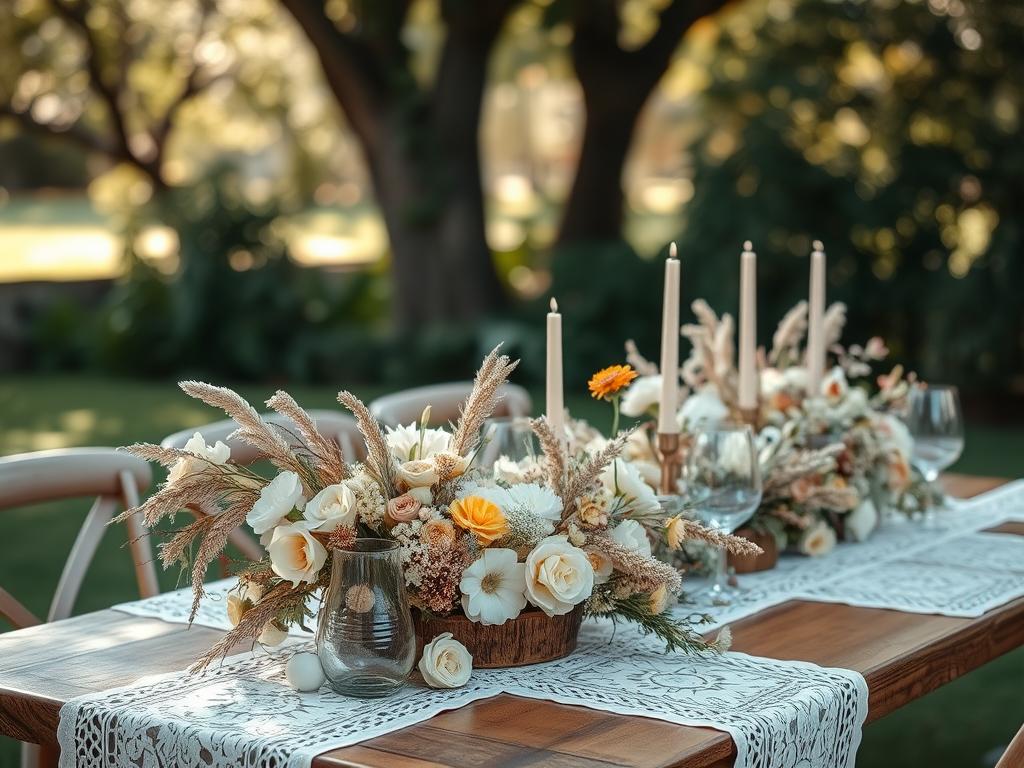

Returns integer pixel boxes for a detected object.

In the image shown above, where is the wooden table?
[2,474,1021,767]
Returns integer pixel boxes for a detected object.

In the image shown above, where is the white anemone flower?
[460,549,528,626]
[385,422,451,461]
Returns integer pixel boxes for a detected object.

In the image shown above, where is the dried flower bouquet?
[115,346,752,670]
[612,299,932,558]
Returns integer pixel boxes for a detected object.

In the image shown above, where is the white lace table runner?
[57,619,867,768]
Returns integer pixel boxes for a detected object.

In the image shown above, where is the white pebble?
[286,652,325,692]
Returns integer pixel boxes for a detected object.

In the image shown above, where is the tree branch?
[48,0,166,187]
[0,102,116,156]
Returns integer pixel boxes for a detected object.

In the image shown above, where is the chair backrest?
[369,382,533,428]
[0,448,158,628]
[161,410,366,464]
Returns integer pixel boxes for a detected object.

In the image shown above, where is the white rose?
[418,632,472,689]
[845,499,878,543]
[619,375,662,417]
[397,459,438,488]
[798,521,837,557]
[524,535,594,617]
[609,519,652,557]
[247,471,305,534]
[601,458,661,516]
[267,522,328,587]
[386,422,451,461]
[677,385,728,430]
[303,482,357,532]
[782,367,809,392]
[167,432,231,485]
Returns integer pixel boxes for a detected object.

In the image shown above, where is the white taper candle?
[658,243,681,434]
[806,241,826,397]
[738,241,758,411]
[546,297,564,441]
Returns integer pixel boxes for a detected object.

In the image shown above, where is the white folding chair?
[369,382,532,428]
[161,410,365,562]
[0,447,159,768]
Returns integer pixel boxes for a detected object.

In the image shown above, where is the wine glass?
[904,384,964,523]
[477,416,538,470]
[684,424,762,605]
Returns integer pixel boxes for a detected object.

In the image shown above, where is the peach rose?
[386,493,422,525]
[449,495,508,546]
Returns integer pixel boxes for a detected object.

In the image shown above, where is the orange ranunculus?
[448,495,508,546]
[588,365,639,400]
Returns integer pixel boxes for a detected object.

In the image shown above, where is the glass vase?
[316,539,416,698]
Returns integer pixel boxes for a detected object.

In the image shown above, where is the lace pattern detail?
[58,620,867,768]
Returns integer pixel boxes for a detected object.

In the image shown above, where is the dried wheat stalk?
[769,301,808,365]
[449,345,519,457]
[823,302,848,350]
[179,381,302,476]
[562,428,635,511]
[592,534,683,594]
[266,390,348,483]
[337,390,396,496]
[667,518,763,557]
[530,417,567,502]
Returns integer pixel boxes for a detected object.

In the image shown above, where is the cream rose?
[619,375,662,417]
[524,535,594,617]
[226,580,262,626]
[584,547,613,584]
[601,458,661,516]
[386,493,423,524]
[610,519,652,557]
[247,471,305,534]
[397,459,438,488]
[167,432,231,486]
[303,482,357,532]
[267,522,328,587]
[798,521,837,557]
[418,632,472,688]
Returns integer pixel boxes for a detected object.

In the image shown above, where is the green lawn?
[0,374,1021,767]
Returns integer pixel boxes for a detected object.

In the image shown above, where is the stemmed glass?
[685,425,762,605]
[477,416,538,470]
[903,384,964,524]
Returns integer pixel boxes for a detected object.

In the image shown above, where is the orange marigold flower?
[588,364,639,400]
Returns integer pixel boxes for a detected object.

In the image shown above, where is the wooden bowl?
[728,527,779,574]
[413,605,584,668]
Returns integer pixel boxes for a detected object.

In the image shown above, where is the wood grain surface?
[1,473,1019,768]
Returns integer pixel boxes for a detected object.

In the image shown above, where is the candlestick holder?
[738,406,759,429]
[657,432,685,496]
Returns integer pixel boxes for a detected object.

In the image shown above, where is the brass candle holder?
[657,432,685,496]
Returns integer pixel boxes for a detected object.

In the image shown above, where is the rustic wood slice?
[728,527,779,574]
[413,605,583,668]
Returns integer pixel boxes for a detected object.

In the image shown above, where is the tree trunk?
[557,89,648,245]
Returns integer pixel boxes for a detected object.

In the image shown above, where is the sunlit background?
[1,0,1022,765]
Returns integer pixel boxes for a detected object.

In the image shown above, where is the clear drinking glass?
[904,384,964,523]
[316,539,416,697]
[684,425,762,605]
[478,416,538,470]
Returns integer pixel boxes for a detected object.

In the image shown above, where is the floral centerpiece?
[116,347,755,676]
[604,299,930,562]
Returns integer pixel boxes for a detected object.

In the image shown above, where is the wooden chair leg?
[120,471,160,598]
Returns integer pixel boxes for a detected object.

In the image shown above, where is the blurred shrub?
[677,0,1024,391]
